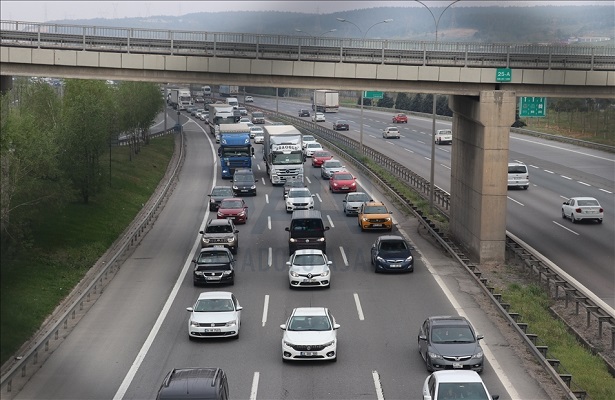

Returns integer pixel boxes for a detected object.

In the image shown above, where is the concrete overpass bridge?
[2,20,614,263]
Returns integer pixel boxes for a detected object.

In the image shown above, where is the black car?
[418,316,485,373]
[232,169,257,196]
[208,186,234,211]
[298,109,311,117]
[199,219,239,254]
[370,235,414,273]
[283,178,306,198]
[332,120,349,131]
[192,247,235,286]
[157,368,229,400]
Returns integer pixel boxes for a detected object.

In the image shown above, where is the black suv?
[298,109,311,117]
[192,247,235,286]
[232,169,257,196]
[199,219,239,254]
[208,186,234,211]
[156,368,229,400]
[370,235,414,273]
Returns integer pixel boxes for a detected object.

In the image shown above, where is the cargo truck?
[313,90,339,113]
[263,125,305,185]
[217,123,253,179]
[177,88,192,111]
[219,85,239,98]
[208,104,238,140]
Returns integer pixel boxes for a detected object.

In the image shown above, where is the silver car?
[342,192,372,216]
[287,250,332,288]
[321,159,345,179]
[285,188,315,213]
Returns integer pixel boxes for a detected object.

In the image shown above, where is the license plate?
[241,190,248,192]
[453,363,463,369]
[300,351,317,356]
[372,224,382,227]
[342,186,348,190]
[229,217,235,220]
[390,263,402,268]
[303,279,315,283]
[206,276,220,281]
[205,328,221,333]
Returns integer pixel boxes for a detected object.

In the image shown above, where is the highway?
[255,97,615,308]
[13,109,554,399]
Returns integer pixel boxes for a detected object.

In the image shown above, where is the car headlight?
[362,217,369,222]
[190,320,199,327]
[283,341,294,347]
[350,182,356,186]
[250,185,256,189]
[202,238,210,243]
[405,256,413,262]
[232,185,238,190]
[332,182,338,186]
[290,238,297,242]
[472,350,484,359]
[217,212,223,217]
[321,270,330,277]
[222,270,232,275]
[227,237,235,243]
[238,211,245,216]
[385,217,391,222]
[290,270,299,277]
[317,237,325,242]
[194,270,205,276]
[209,198,215,203]
[376,256,385,263]
[323,340,335,347]
[427,351,442,360]
[225,320,237,327]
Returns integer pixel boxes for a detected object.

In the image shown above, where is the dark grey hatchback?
[370,235,414,273]
[208,186,234,211]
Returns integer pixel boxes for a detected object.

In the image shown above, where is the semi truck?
[219,85,239,98]
[313,90,339,113]
[171,88,192,111]
[208,104,238,139]
[218,123,253,179]
[263,125,305,185]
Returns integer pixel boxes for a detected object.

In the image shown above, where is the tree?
[395,93,411,111]
[409,94,423,112]
[377,93,394,108]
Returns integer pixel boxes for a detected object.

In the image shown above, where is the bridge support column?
[0,75,13,94]
[449,91,516,264]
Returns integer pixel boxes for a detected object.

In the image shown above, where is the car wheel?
[598,219,603,224]
[234,332,240,340]
[562,210,567,219]
[572,214,577,223]
[282,357,289,363]
[189,334,195,341]
[524,186,529,190]
[331,354,337,362]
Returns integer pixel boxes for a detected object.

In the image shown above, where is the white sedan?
[562,197,603,224]
[285,188,315,213]
[422,370,498,400]
[250,126,264,139]
[281,307,339,362]
[287,249,331,288]
[187,291,242,339]
[304,142,324,157]
[383,126,400,139]
[312,112,326,122]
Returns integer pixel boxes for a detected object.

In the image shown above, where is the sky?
[1,1,606,22]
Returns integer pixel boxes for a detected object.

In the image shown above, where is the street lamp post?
[414,0,460,213]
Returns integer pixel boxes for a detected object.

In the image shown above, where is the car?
[312,112,326,122]
[217,198,248,224]
[371,235,414,273]
[251,111,265,124]
[311,151,333,167]
[422,370,499,400]
[329,171,357,193]
[208,186,235,211]
[192,247,236,286]
[358,201,393,231]
[196,112,204,120]
[562,197,603,224]
[199,219,239,254]
[418,315,485,373]
[194,96,205,103]
[283,178,306,198]
[342,192,372,216]
[232,169,257,196]
[435,129,453,145]
[285,187,315,213]
[287,249,332,289]
[298,109,311,117]
[186,291,241,339]
[320,159,345,179]
[245,95,254,102]
[383,126,401,139]
[200,112,209,122]
[237,107,248,116]
[280,307,339,362]
[304,142,323,157]
[507,162,529,190]
[239,117,251,124]
[253,132,264,144]
[249,125,264,139]
[392,113,408,123]
[301,135,318,150]
[157,368,230,399]
[286,210,329,254]
[332,120,349,131]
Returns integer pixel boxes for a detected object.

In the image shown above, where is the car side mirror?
[477,334,484,340]
[333,323,340,330]
[236,306,243,311]
[192,259,197,264]
[286,261,291,266]
[234,230,239,233]
[199,230,204,234]
[186,307,194,312]
[342,200,347,203]
[324,226,330,231]
[327,261,333,265]
[285,227,290,232]
[280,324,287,330]
[207,194,212,197]
[389,211,393,214]
[419,334,427,341]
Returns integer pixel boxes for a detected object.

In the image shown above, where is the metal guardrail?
[2,20,614,71]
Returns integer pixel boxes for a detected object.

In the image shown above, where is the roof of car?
[292,307,327,316]
[378,235,406,242]
[292,249,325,256]
[207,219,234,226]
[569,196,599,201]
[212,186,233,191]
[158,368,224,398]
[198,247,232,256]
[429,370,483,383]
[428,315,471,326]
[197,291,234,300]
[365,201,386,206]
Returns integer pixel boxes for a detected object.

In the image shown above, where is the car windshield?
[334,173,353,180]
[308,143,321,148]
[325,161,342,168]
[431,326,475,343]
[336,120,347,124]
[577,199,599,206]
[194,299,235,312]
[234,174,254,182]
[289,190,311,198]
[364,205,388,214]
[196,252,231,264]
[314,152,330,158]
[380,240,408,251]
[303,136,315,142]
[293,254,326,266]
[437,383,489,400]
[205,224,233,233]
[220,200,243,209]
[288,315,331,331]
[211,188,233,196]
[347,193,370,202]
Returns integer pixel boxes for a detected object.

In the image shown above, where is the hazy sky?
[1,1,604,22]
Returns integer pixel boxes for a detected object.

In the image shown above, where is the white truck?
[435,129,453,145]
[219,85,239,98]
[176,88,192,111]
[313,90,339,113]
[263,125,305,185]
[208,104,237,140]
[225,97,239,109]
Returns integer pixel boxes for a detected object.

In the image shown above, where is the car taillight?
[575,208,582,213]
[599,208,604,213]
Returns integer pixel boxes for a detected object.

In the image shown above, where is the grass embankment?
[0,135,175,365]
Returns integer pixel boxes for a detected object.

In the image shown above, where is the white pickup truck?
[435,129,453,145]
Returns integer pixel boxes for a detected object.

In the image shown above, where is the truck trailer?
[219,85,239,98]
[208,104,239,139]
[263,125,305,185]
[313,90,339,113]
[218,123,253,179]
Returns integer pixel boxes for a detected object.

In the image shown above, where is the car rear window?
[508,165,527,173]
[577,199,599,206]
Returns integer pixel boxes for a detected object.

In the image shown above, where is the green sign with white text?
[496,68,512,82]
[519,97,547,117]
[363,91,384,99]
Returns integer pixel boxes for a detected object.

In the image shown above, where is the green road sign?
[519,97,547,117]
[496,68,512,82]
[363,91,384,99]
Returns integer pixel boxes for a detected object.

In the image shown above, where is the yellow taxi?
[358,201,393,231]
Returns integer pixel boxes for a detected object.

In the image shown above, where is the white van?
[226,97,239,109]
[434,129,453,145]
[507,162,529,190]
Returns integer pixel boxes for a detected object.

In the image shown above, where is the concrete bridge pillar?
[448,91,516,264]
[0,75,13,94]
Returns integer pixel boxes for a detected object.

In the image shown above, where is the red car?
[329,171,357,193]
[311,151,333,167]
[392,113,408,123]
[217,198,249,224]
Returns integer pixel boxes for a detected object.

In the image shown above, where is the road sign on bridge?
[363,91,384,99]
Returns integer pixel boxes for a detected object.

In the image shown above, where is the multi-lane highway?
[13,108,557,399]
[255,97,615,308]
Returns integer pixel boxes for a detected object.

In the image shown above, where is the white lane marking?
[404,148,414,153]
[512,136,615,162]
[599,188,613,194]
[265,194,269,204]
[424,157,431,161]
[268,216,271,230]
[262,295,270,327]
[353,293,365,321]
[268,247,272,266]
[257,164,261,171]
[529,164,539,169]
[507,197,524,206]
[577,181,590,186]
[561,175,572,180]
[372,370,385,400]
[305,176,312,184]
[261,177,266,185]
[327,214,335,228]
[544,170,554,174]
[369,134,377,138]
[553,221,579,235]
[417,140,426,144]
[316,193,323,202]
[441,164,451,170]
[385,140,395,145]
[339,246,349,266]
[250,372,260,400]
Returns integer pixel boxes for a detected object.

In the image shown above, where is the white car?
[312,112,326,122]
[304,142,323,157]
[435,129,453,145]
[285,187,315,213]
[280,307,339,362]
[383,126,400,139]
[562,197,603,224]
[287,249,332,288]
[249,126,264,139]
[507,162,529,190]
[302,134,318,150]
[253,133,264,144]
[239,117,251,124]
[320,159,345,179]
[422,370,498,400]
[245,95,254,102]
[186,291,242,340]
